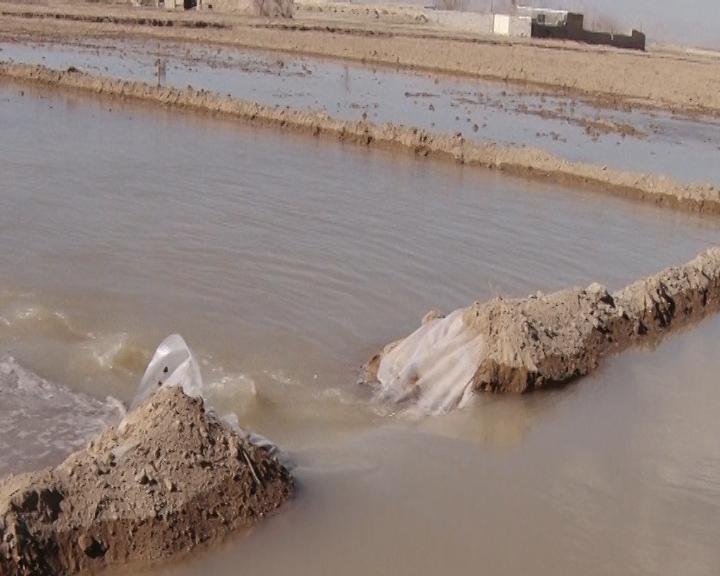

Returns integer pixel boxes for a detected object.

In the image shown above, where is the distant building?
[516,6,569,27]
[517,5,645,51]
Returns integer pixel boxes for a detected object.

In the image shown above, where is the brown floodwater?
[2,86,720,575]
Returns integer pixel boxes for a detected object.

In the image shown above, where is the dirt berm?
[1,62,718,216]
[0,387,294,576]
[364,247,720,401]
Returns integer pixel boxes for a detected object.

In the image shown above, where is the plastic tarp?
[129,334,288,466]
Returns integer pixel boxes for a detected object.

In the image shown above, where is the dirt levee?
[0,387,294,576]
[1,62,718,216]
[364,247,720,408]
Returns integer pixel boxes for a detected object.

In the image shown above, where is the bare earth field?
[1,1,720,116]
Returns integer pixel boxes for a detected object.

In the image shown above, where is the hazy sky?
[527,0,720,47]
[414,0,720,47]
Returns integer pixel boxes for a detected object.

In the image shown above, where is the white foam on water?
[0,356,125,476]
[84,333,135,370]
[0,332,292,476]
[0,300,87,341]
[375,310,486,417]
[0,295,157,407]
[202,370,258,400]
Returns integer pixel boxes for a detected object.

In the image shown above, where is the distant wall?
[508,15,531,37]
[531,12,646,51]
[427,11,494,34]
[427,11,529,37]
[493,13,509,35]
[533,23,645,51]
[610,30,647,50]
[516,6,568,27]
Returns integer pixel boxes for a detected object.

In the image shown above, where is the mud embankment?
[0,387,294,576]
[0,9,231,29]
[1,62,718,215]
[364,247,720,411]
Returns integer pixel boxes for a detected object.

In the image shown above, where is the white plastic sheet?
[376,310,486,417]
[129,334,290,467]
[130,334,202,411]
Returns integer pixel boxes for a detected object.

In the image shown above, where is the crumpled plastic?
[129,334,291,468]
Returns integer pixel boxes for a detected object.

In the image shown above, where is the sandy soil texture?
[363,247,720,404]
[0,2,719,116]
[0,387,294,576]
[1,62,717,215]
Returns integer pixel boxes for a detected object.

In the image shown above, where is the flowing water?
[2,84,720,575]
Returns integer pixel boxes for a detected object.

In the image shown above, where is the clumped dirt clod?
[364,247,720,396]
[0,387,294,576]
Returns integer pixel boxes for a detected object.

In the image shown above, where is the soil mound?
[364,247,720,406]
[0,387,294,576]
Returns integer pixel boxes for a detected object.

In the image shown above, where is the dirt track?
[1,62,718,214]
[1,2,720,116]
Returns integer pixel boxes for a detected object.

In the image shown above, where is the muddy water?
[2,40,719,186]
[3,87,720,575]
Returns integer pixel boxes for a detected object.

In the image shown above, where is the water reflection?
[155,57,167,87]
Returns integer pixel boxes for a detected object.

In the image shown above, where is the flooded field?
[1,39,719,186]
[2,83,720,575]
